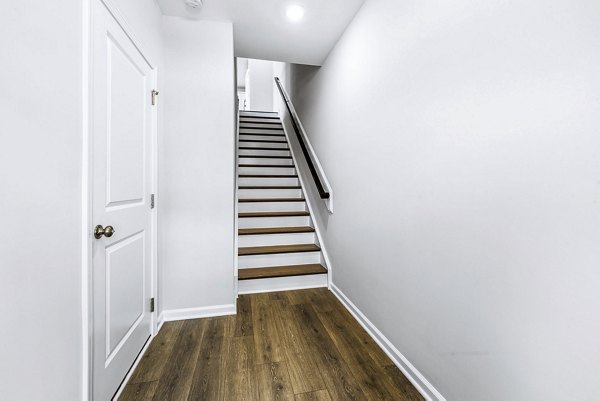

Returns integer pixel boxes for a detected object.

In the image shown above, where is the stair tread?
[239,120,282,124]
[239,243,321,256]
[239,147,289,151]
[239,133,286,137]
[240,115,279,119]
[239,198,305,203]
[239,211,310,218]
[240,124,282,126]
[239,155,292,159]
[240,109,279,113]
[239,226,315,235]
[239,174,298,178]
[238,264,327,280]
[239,164,296,168]
[239,139,287,143]
[239,185,301,189]
[239,127,284,131]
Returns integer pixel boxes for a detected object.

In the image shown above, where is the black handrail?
[274,77,330,199]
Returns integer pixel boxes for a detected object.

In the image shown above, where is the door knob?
[94,225,116,239]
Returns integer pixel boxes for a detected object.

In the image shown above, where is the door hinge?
[150,297,155,313]
[150,194,155,209]
[151,89,159,106]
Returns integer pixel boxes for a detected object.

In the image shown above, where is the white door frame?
[82,0,159,399]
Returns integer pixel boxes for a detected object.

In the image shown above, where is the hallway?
[120,289,424,401]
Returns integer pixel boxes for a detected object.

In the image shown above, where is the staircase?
[237,110,328,293]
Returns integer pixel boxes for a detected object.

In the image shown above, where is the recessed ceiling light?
[286,5,305,22]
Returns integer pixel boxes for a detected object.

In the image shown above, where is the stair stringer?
[277,112,333,290]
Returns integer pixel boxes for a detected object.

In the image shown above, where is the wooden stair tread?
[238,185,301,189]
[238,198,305,203]
[239,226,315,235]
[239,147,289,151]
[239,133,285,137]
[239,211,310,218]
[240,121,283,129]
[239,155,292,159]
[238,244,321,256]
[239,115,279,120]
[239,164,296,168]
[239,120,282,124]
[239,139,287,143]
[239,174,298,178]
[239,126,284,131]
[238,264,327,280]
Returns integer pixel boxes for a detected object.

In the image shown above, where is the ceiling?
[156,0,365,66]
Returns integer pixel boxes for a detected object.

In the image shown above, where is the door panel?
[107,35,146,206]
[105,232,145,358]
[91,1,154,400]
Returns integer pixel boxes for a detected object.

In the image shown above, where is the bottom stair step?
[239,264,327,280]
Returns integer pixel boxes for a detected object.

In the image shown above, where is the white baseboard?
[157,312,165,333]
[330,284,446,401]
[161,303,236,322]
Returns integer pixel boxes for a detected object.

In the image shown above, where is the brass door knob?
[94,225,116,239]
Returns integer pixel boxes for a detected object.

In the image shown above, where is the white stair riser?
[238,251,322,268]
[238,274,327,294]
[239,134,286,141]
[239,167,296,175]
[238,232,316,247]
[239,118,280,123]
[238,215,310,228]
[238,157,293,165]
[239,142,288,149]
[238,201,306,213]
[239,177,299,186]
[240,111,278,117]
[238,188,302,198]
[239,149,290,157]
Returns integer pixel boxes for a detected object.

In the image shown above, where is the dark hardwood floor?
[120,288,425,401]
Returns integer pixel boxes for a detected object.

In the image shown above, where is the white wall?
[0,0,164,399]
[247,59,275,111]
[285,0,600,400]
[236,57,248,91]
[0,1,82,400]
[160,17,236,314]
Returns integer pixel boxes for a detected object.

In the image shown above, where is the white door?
[91,1,154,399]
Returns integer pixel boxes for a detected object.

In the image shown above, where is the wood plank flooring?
[119,288,425,401]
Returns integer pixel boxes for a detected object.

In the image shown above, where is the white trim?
[277,112,335,289]
[98,0,157,67]
[330,284,446,401]
[150,67,159,336]
[113,334,153,401]
[157,313,165,333]
[81,0,92,399]
[161,304,237,322]
[234,104,240,298]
